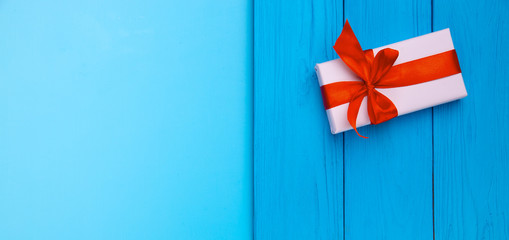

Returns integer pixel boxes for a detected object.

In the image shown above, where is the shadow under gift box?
[315,29,468,134]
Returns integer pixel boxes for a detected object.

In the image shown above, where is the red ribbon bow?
[321,20,461,138]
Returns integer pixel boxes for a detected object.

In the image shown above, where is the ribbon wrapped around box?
[315,21,467,137]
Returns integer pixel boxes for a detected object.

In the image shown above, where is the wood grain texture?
[433,0,509,239]
[255,0,509,239]
[254,0,344,239]
[343,1,433,239]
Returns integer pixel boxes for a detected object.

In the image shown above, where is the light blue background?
[0,0,252,239]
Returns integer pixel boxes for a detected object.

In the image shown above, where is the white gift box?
[315,29,467,134]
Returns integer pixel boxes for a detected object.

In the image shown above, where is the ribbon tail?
[347,93,368,138]
[334,20,371,80]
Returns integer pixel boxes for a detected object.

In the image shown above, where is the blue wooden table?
[254,0,509,239]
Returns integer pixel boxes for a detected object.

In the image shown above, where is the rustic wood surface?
[433,0,509,239]
[255,0,508,239]
[254,0,344,239]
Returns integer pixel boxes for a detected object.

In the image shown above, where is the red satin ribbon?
[321,20,461,138]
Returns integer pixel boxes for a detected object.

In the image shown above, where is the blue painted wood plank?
[254,0,343,239]
[344,1,433,239]
[0,0,252,239]
[433,0,509,239]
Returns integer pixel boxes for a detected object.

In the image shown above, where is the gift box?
[315,21,467,137]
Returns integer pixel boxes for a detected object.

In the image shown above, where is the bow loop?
[370,48,399,84]
[367,90,398,125]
